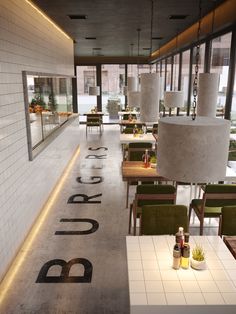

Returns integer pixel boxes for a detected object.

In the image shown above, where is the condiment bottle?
[175,227,184,250]
[143,149,150,168]
[172,244,181,270]
[181,243,190,269]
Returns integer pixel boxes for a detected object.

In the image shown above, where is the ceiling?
[33,0,225,58]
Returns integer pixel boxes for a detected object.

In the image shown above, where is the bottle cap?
[184,233,190,243]
[178,227,184,234]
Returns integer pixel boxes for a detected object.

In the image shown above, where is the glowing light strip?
[25,0,72,40]
[0,146,80,305]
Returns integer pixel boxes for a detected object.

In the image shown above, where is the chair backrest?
[128,142,152,161]
[203,184,236,207]
[123,114,137,120]
[152,123,158,134]
[86,114,102,125]
[135,184,176,207]
[219,206,236,236]
[141,204,189,235]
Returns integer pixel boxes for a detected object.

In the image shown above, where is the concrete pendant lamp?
[164,91,184,110]
[157,3,230,184]
[157,116,230,183]
[127,91,141,109]
[140,72,160,122]
[197,73,219,117]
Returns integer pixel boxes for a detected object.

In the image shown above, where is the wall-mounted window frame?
[22,71,74,160]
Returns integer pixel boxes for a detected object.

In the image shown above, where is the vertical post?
[204,40,212,73]
[125,64,128,108]
[177,52,182,116]
[72,66,78,113]
[225,30,236,120]
[97,64,102,112]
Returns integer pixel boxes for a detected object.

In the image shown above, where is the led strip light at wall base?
[0,146,80,305]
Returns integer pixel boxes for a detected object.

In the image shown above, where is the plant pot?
[190,258,206,270]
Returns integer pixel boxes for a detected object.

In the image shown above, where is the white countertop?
[126,235,236,314]
[120,133,156,144]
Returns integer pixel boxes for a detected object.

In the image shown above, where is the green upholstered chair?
[189,184,236,235]
[129,184,176,235]
[123,113,137,120]
[128,142,153,161]
[86,114,102,135]
[140,204,188,235]
[219,206,236,236]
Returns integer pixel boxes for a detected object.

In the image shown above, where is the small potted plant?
[191,244,206,270]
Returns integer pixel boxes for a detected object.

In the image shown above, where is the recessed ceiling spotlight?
[85,37,96,40]
[169,15,188,20]
[143,48,151,50]
[92,47,101,50]
[68,14,88,19]
[152,36,163,40]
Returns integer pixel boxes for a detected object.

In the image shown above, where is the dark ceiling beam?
[75,56,149,65]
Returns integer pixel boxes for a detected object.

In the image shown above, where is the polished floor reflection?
[0,123,219,313]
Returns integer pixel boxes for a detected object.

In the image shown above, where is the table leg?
[126,181,130,208]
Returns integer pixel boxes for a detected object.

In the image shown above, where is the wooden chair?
[129,184,176,235]
[128,142,153,161]
[86,114,102,135]
[140,204,188,235]
[189,184,236,235]
[219,206,236,236]
[219,206,236,259]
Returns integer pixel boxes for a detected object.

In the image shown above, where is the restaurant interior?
[0,0,236,313]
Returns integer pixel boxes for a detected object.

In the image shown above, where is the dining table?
[126,235,236,314]
[119,119,145,132]
[121,161,168,208]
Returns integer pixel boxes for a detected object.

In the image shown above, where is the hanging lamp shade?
[127,91,141,108]
[159,76,165,100]
[164,91,184,108]
[127,76,138,92]
[157,116,230,183]
[140,73,160,122]
[89,86,100,96]
[197,73,219,117]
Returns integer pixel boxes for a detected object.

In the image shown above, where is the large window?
[172,54,180,91]
[165,57,172,91]
[181,50,191,115]
[210,32,232,118]
[77,65,97,114]
[101,64,125,113]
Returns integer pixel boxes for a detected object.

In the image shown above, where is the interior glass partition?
[23,72,73,159]
[77,65,97,114]
[210,32,232,118]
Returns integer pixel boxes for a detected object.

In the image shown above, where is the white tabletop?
[225,166,236,182]
[127,235,236,314]
[118,111,139,116]
[120,133,156,144]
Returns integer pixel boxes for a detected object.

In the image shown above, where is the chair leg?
[133,208,137,236]
[128,204,132,234]
[188,204,192,222]
[126,182,130,208]
[200,218,204,235]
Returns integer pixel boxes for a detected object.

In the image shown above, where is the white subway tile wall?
[0,0,74,280]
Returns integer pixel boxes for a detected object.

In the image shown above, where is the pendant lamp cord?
[192,0,202,121]
[149,0,154,73]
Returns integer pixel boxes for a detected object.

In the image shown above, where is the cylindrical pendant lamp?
[197,73,219,117]
[140,73,160,122]
[127,77,137,92]
[127,91,141,108]
[89,86,100,96]
[157,116,230,183]
[164,91,184,108]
